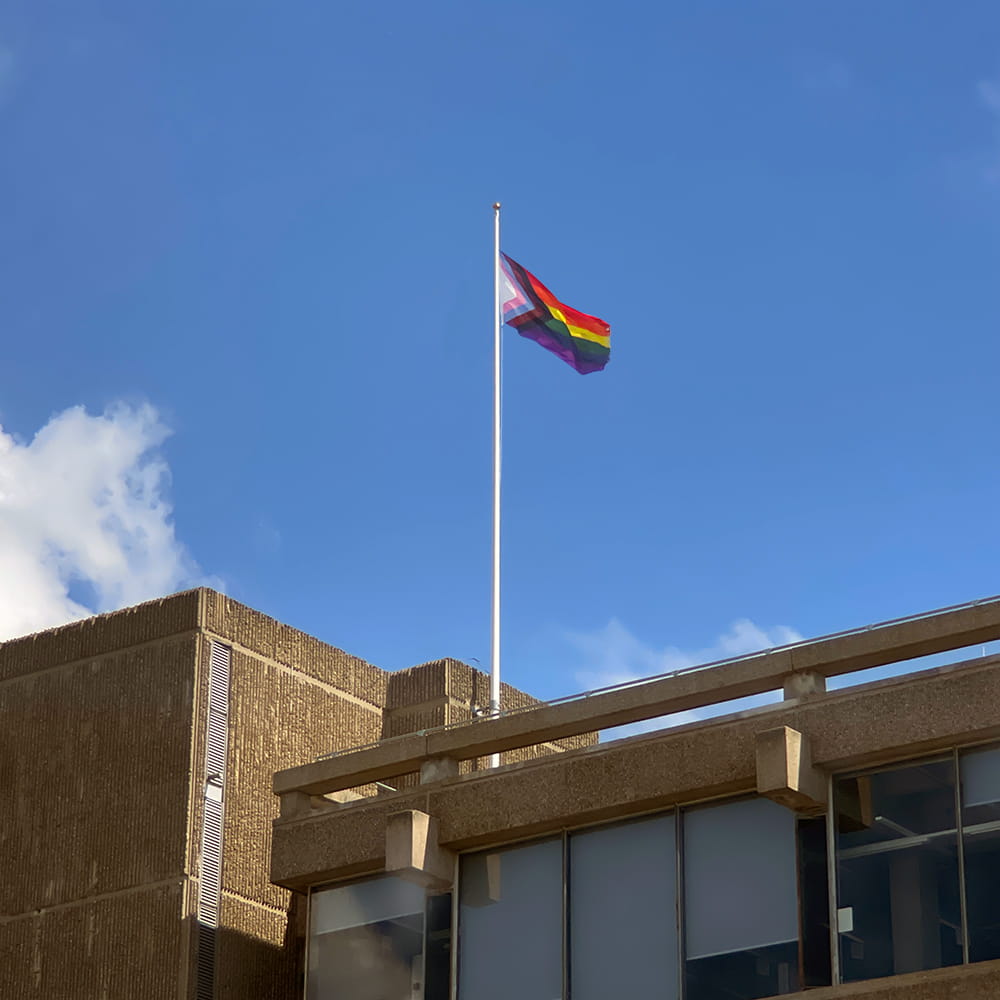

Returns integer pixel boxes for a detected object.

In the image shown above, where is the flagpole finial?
[493,202,501,211]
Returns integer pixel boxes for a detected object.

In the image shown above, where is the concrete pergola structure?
[271,597,1000,1000]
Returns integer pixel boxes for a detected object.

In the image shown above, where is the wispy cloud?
[570,617,802,689]
[977,76,1000,183]
[0,402,208,641]
[567,617,802,739]
[979,79,1000,115]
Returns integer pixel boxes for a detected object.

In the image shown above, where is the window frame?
[829,741,1000,985]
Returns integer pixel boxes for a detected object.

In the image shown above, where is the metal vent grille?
[196,640,231,1000]
[205,640,230,779]
[197,799,224,925]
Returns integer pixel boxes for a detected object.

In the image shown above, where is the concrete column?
[385,810,455,890]
[278,790,317,819]
[890,850,942,974]
[756,726,827,815]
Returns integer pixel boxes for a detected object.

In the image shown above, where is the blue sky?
[2,1,1000,703]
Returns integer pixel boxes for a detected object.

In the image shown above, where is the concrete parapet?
[275,638,1000,800]
[272,654,1000,889]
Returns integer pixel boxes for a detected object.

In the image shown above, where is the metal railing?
[315,593,1000,763]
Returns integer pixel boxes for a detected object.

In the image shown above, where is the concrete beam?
[385,810,455,891]
[756,726,827,816]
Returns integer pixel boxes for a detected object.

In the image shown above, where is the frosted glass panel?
[308,877,428,1000]
[684,797,798,960]
[458,839,563,1000]
[312,876,425,934]
[570,814,678,1000]
[962,747,1000,808]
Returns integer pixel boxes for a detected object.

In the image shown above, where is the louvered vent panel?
[197,799,224,926]
[206,712,227,778]
[196,640,232,1000]
[195,923,216,999]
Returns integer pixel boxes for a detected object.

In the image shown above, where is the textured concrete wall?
[0,616,199,999]
[383,657,595,775]
[195,597,388,1000]
[219,647,383,904]
[0,590,202,685]
[201,590,386,706]
[785,959,1000,998]
[1,587,579,1000]
[0,882,187,1000]
[214,895,302,1000]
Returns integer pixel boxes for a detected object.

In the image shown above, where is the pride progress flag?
[500,253,610,374]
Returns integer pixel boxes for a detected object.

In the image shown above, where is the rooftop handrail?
[273,593,1000,799]
[315,592,1000,762]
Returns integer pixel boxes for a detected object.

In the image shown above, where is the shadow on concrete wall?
[186,892,306,1000]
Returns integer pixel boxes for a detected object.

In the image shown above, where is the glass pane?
[797,816,832,989]
[569,814,678,1000]
[458,838,563,1000]
[308,877,428,1000]
[962,746,1000,811]
[961,746,1000,963]
[312,877,425,933]
[835,759,962,983]
[423,892,452,999]
[684,797,799,1000]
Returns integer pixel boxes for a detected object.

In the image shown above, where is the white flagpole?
[490,202,502,769]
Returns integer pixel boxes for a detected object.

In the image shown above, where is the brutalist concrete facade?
[272,597,1000,1000]
[0,589,574,999]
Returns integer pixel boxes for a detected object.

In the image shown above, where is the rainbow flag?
[500,254,610,374]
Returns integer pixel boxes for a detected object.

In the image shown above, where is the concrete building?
[272,595,1000,1000]
[8,588,1000,999]
[0,588,579,999]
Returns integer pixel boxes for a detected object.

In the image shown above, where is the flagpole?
[490,202,502,769]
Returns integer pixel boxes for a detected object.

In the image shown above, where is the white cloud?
[0,402,204,641]
[567,617,803,739]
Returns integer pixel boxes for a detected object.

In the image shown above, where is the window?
[455,800,820,1000]
[310,744,1000,1000]
[797,815,833,988]
[834,758,963,982]
[684,798,801,1000]
[960,746,1000,963]
[308,877,450,1000]
[569,814,678,999]
[458,838,563,1000]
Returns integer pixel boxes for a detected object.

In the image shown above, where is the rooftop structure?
[0,589,576,999]
[7,590,1000,998]
[272,595,1000,1000]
